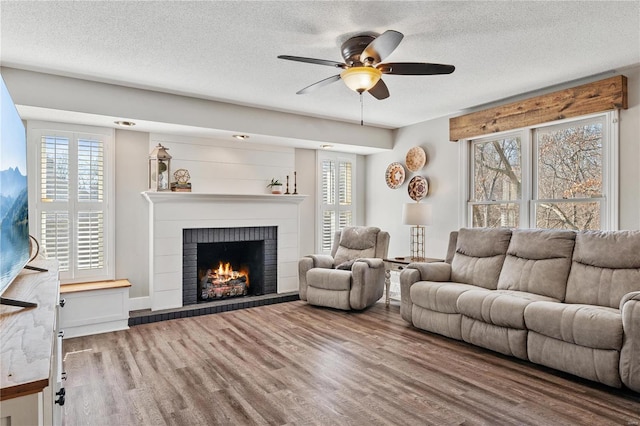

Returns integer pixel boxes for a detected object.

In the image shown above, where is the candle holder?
[293,171,298,195]
[285,175,291,194]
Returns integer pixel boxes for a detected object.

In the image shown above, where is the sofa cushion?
[450,228,512,290]
[458,290,557,330]
[333,226,380,266]
[461,316,529,360]
[527,332,622,388]
[307,268,352,291]
[565,230,640,308]
[524,301,623,350]
[497,229,576,300]
[410,281,487,314]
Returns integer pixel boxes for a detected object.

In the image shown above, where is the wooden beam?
[449,75,627,141]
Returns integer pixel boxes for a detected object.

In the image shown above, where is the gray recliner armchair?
[298,226,390,310]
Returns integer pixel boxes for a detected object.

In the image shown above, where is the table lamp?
[402,202,432,261]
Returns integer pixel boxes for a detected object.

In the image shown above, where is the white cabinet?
[59,279,131,338]
[0,260,63,426]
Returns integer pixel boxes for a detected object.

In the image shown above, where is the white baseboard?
[129,296,151,311]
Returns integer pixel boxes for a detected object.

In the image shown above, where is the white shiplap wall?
[144,134,303,311]
[150,133,295,194]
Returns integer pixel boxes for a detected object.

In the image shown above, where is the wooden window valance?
[449,75,627,141]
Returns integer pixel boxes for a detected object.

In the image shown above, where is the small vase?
[271,185,283,194]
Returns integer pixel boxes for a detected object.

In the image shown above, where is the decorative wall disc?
[385,162,405,189]
[405,146,426,172]
[408,175,429,201]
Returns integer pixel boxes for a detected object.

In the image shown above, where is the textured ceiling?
[1,1,639,129]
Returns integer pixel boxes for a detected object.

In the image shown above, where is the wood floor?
[62,300,640,426]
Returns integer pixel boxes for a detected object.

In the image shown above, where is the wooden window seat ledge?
[60,279,131,294]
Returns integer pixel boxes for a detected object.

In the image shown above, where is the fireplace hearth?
[183,226,277,306]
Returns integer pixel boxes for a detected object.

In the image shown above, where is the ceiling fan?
[277,30,455,100]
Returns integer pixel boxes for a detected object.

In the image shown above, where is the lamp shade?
[402,203,431,225]
[340,66,382,93]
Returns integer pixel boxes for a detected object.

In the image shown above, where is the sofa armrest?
[407,262,452,281]
[399,263,452,323]
[620,290,640,311]
[620,291,640,392]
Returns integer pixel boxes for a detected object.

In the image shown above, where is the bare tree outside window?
[535,119,603,230]
[471,136,521,227]
[469,115,608,231]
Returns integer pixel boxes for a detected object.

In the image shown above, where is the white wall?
[618,66,640,229]
[366,119,459,258]
[366,66,640,259]
[149,133,295,193]
[295,148,316,257]
[114,130,149,298]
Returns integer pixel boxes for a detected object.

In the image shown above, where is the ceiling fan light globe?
[340,67,382,93]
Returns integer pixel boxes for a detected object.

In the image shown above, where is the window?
[534,117,605,230]
[464,112,617,230]
[471,135,522,228]
[28,122,114,283]
[318,152,355,253]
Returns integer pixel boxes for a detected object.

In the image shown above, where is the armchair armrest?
[353,258,384,269]
[298,254,335,301]
[620,291,640,392]
[350,259,386,310]
[399,262,452,323]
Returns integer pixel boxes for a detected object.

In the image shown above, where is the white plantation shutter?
[40,136,69,201]
[30,123,114,283]
[322,211,336,252]
[318,152,356,253]
[77,139,104,202]
[77,211,104,269]
[41,211,70,271]
[339,162,352,206]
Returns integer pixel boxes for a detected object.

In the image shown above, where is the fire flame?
[212,261,249,285]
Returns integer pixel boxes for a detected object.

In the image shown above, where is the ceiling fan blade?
[378,62,455,75]
[368,79,390,100]
[360,30,404,65]
[296,74,342,94]
[277,55,346,68]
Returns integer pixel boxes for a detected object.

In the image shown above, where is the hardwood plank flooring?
[62,300,640,426]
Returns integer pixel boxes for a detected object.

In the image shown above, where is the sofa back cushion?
[450,228,512,289]
[497,229,576,300]
[565,230,640,308]
[332,226,381,266]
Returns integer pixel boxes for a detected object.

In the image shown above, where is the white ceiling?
[1,1,639,131]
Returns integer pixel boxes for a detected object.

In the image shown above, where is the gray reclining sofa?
[400,227,640,392]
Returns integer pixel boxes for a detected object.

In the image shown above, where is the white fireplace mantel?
[142,191,307,311]
[142,191,307,204]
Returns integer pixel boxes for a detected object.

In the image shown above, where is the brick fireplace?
[182,226,277,305]
[143,192,305,311]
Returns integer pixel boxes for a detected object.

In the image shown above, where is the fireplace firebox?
[197,240,263,301]
[183,227,277,306]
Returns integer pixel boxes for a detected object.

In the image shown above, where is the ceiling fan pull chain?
[360,92,364,126]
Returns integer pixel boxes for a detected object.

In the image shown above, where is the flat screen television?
[0,73,33,306]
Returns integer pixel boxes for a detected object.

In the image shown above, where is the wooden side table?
[383,257,444,306]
